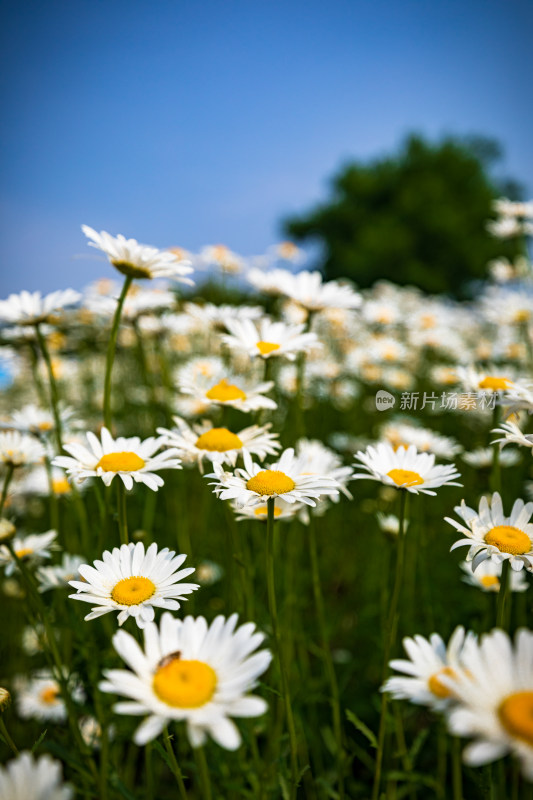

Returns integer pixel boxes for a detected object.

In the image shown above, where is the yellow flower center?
[480,575,500,589]
[153,657,217,708]
[195,428,243,452]
[278,241,298,259]
[254,505,283,517]
[96,452,145,472]
[246,470,296,496]
[37,421,53,432]
[205,379,246,403]
[40,686,60,705]
[484,525,530,555]
[478,376,513,391]
[499,691,533,746]
[256,341,281,356]
[111,576,156,605]
[514,310,531,323]
[15,547,33,559]
[428,667,457,698]
[52,478,71,495]
[387,469,424,487]
[420,314,436,329]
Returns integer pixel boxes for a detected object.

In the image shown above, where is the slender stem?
[266,497,299,798]
[309,517,344,798]
[144,742,154,800]
[27,340,47,405]
[163,727,188,800]
[6,542,98,781]
[0,465,14,516]
[116,480,129,545]
[490,406,501,494]
[103,276,133,430]
[496,560,511,629]
[452,737,463,800]
[0,716,19,756]
[34,323,63,451]
[372,489,408,800]
[195,746,213,800]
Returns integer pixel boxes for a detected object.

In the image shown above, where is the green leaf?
[31,728,47,753]
[345,709,377,749]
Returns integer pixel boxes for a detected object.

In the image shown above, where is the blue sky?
[0,0,531,294]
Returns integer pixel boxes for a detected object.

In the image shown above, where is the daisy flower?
[4,404,75,438]
[68,542,199,628]
[0,430,46,467]
[455,365,514,394]
[36,554,85,593]
[293,438,353,499]
[446,492,533,572]
[156,417,281,472]
[99,611,271,748]
[52,427,182,491]
[462,447,521,468]
[382,627,473,711]
[178,363,277,413]
[352,443,462,496]
[0,752,73,800]
[492,420,533,451]
[460,560,528,593]
[381,422,462,460]
[0,530,57,576]
[221,317,319,361]
[0,289,81,326]
[198,244,245,274]
[443,629,533,778]
[15,669,83,722]
[247,268,362,311]
[233,497,303,522]
[206,448,340,508]
[82,225,194,284]
[376,513,410,536]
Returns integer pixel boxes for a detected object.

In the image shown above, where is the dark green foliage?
[285,134,522,297]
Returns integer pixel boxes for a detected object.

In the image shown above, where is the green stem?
[452,737,463,800]
[0,465,14,516]
[6,542,98,781]
[27,340,47,405]
[194,746,213,800]
[103,276,133,430]
[372,489,408,800]
[266,498,299,799]
[0,716,19,756]
[163,727,188,800]
[490,406,501,494]
[496,560,511,629]
[308,517,344,798]
[116,481,129,545]
[34,323,63,452]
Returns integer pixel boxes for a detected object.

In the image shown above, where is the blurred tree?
[284,134,522,297]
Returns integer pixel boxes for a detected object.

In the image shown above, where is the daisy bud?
[0,687,11,711]
[0,519,15,542]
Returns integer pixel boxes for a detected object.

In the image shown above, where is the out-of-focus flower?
[0,751,73,800]
[221,317,319,361]
[0,530,57,576]
[460,559,528,593]
[0,430,46,467]
[0,290,81,326]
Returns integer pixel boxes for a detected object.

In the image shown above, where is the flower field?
[1,204,533,799]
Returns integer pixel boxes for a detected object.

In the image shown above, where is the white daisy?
[4,404,74,438]
[156,417,281,472]
[0,530,57,577]
[206,448,340,508]
[492,420,533,451]
[233,497,303,522]
[382,627,473,711]
[198,244,246,274]
[247,268,362,311]
[446,492,533,572]
[376,513,410,536]
[455,365,515,394]
[36,554,85,593]
[15,670,83,722]
[0,751,73,800]
[0,430,46,467]
[352,443,462,496]
[221,317,319,361]
[52,427,182,491]
[178,363,277,414]
[68,542,199,628]
[443,628,533,778]
[99,611,272,749]
[81,225,194,284]
[293,438,353,499]
[460,560,529,593]
[183,302,263,331]
[462,447,521,468]
[0,289,81,326]
[381,422,462,460]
